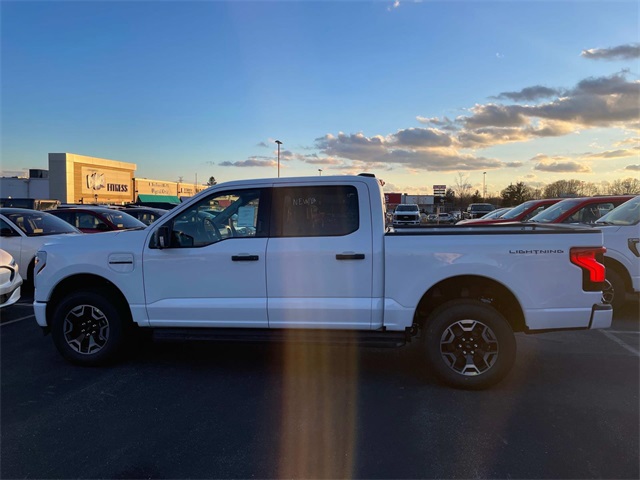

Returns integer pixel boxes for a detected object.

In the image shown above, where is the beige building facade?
[48,153,206,204]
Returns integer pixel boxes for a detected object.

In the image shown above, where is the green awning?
[137,194,180,204]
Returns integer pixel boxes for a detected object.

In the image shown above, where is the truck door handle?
[231,255,259,262]
[336,253,365,260]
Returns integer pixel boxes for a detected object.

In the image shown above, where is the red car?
[49,206,146,233]
[528,195,636,224]
[458,198,562,225]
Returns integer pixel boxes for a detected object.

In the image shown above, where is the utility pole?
[483,172,487,201]
[275,140,283,177]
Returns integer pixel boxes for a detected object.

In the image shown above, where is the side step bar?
[152,328,409,348]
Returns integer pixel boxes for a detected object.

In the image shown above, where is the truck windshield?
[396,205,418,212]
[596,196,640,226]
[529,198,582,223]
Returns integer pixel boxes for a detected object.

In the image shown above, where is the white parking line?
[606,330,640,335]
[0,314,35,326]
[600,330,640,357]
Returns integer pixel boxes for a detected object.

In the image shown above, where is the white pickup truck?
[392,203,421,226]
[33,174,612,389]
[596,195,640,310]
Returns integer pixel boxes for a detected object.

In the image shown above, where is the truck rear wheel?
[51,290,127,366]
[423,299,516,390]
[607,268,627,313]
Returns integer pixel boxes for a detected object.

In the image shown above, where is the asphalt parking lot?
[1,294,638,479]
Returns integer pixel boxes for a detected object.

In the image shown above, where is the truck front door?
[143,187,270,327]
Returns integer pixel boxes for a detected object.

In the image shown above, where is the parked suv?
[50,206,146,233]
[464,203,495,219]
[528,195,635,225]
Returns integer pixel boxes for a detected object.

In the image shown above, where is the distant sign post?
[433,184,446,196]
[433,185,446,217]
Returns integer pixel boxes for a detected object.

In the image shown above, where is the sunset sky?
[1,0,638,195]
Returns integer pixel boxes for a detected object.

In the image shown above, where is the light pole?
[318,169,322,176]
[483,172,487,201]
[275,140,283,177]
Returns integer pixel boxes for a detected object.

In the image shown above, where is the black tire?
[51,290,128,366]
[607,268,627,313]
[423,299,516,390]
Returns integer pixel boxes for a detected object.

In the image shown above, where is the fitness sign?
[81,167,131,196]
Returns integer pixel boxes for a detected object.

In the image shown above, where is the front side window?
[271,185,359,237]
[163,189,265,248]
[565,202,614,224]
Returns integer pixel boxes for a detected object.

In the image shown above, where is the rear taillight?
[570,246,606,291]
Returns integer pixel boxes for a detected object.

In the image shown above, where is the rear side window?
[271,185,359,237]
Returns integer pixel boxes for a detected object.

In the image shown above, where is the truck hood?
[39,229,150,254]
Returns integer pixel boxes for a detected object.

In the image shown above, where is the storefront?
[49,153,136,204]
[46,153,208,206]
[133,179,181,205]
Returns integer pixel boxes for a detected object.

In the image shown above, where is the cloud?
[458,73,640,137]
[581,43,640,60]
[615,137,640,147]
[585,148,639,159]
[257,141,270,148]
[625,164,640,171]
[463,104,530,128]
[493,86,563,102]
[387,0,400,11]
[532,155,591,173]
[389,127,453,148]
[219,158,277,167]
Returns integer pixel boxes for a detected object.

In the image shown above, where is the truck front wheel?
[423,299,516,390]
[51,290,127,366]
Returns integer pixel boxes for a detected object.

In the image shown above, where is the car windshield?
[501,202,536,219]
[396,205,418,212]
[471,204,493,212]
[529,198,582,223]
[102,211,147,229]
[3,210,80,235]
[596,196,640,226]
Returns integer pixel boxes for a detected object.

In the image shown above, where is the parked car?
[49,206,146,233]
[528,195,635,225]
[463,203,495,219]
[0,208,81,283]
[458,199,561,225]
[0,248,22,308]
[426,213,438,223]
[436,212,455,224]
[120,207,168,226]
[595,195,640,310]
[480,207,512,219]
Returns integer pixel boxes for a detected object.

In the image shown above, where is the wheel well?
[604,258,630,292]
[414,275,526,333]
[46,274,132,327]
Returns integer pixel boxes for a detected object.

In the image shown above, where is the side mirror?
[156,226,171,249]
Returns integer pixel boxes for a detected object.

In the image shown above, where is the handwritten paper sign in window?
[237,206,256,227]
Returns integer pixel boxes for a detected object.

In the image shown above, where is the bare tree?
[543,179,583,198]
[605,177,640,195]
[452,172,473,204]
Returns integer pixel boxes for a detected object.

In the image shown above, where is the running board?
[152,328,408,348]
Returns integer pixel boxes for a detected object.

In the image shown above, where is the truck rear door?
[266,182,374,329]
